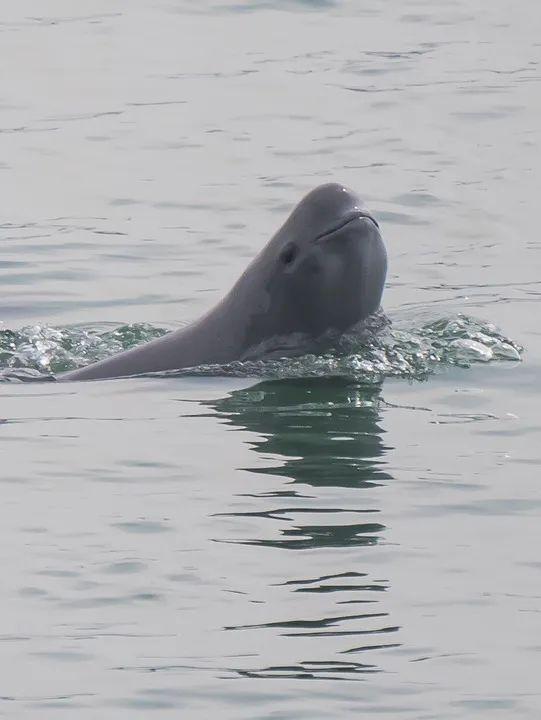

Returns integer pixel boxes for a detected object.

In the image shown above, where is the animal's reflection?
[210,377,392,489]
[205,378,400,679]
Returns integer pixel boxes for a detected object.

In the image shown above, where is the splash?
[0,323,166,382]
[0,314,521,383]
[182,314,521,381]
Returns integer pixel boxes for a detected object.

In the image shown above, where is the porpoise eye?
[280,244,298,266]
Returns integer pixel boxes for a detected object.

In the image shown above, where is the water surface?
[1,1,540,717]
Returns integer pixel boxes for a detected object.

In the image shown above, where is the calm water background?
[1,1,541,717]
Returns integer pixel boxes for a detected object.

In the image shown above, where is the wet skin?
[60,183,387,381]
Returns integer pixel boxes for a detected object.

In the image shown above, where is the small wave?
[173,315,522,381]
[0,314,522,383]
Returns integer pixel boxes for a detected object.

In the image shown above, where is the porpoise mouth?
[314,211,379,242]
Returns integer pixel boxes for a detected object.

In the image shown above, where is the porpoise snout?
[314,211,379,243]
[296,183,378,242]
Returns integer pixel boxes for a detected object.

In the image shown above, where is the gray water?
[1,1,540,717]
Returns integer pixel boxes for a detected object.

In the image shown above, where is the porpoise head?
[231,183,387,356]
[57,183,387,380]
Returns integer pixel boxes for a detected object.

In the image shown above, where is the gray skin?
[60,183,387,381]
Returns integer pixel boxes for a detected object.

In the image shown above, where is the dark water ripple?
[201,378,397,676]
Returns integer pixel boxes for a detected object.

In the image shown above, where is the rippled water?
[1,1,540,718]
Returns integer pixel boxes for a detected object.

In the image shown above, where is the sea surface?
[1,1,540,718]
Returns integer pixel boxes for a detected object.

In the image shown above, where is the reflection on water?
[207,378,400,679]
[211,377,392,489]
